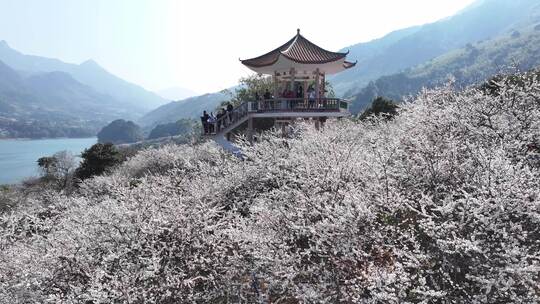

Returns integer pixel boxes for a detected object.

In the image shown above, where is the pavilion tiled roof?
[241,30,356,68]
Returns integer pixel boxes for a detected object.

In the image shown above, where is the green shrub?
[75,143,123,180]
[359,96,399,120]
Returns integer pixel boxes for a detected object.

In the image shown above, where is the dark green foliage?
[75,143,122,180]
[147,119,195,140]
[481,70,540,96]
[222,74,274,107]
[37,156,58,177]
[219,75,337,110]
[36,151,78,190]
[97,119,143,144]
[359,97,398,120]
[480,75,513,96]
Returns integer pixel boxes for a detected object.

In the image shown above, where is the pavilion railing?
[202,98,349,135]
[251,98,345,112]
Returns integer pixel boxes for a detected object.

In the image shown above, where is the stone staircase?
[203,102,250,155]
[217,114,249,136]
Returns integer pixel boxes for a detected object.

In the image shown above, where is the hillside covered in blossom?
[1,71,539,303]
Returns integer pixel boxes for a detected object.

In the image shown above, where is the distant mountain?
[0,60,133,120]
[0,59,24,91]
[331,0,540,97]
[0,60,33,118]
[0,41,171,138]
[350,24,540,113]
[157,86,198,101]
[0,41,167,111]
[25,71,134,119]
[0,58,139,138]
[139,92,228,128]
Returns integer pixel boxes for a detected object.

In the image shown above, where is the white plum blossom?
[0,71,539,303]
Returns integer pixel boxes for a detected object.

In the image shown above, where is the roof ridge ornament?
[297,28,300,35]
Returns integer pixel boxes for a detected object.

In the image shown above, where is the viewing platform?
[201,29,356,146]
[203,97,350,137]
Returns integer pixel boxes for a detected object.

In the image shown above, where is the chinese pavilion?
[206,29,356,148]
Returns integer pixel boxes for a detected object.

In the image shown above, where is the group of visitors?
[254,86,320,100]
[253,86,322,110]
[200,85,329,133]
[254,89,274,102]
[201,102,235,134]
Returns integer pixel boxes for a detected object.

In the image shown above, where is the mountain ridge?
[331,0,540,97]
[0,42,167,111]
[349,20,540,113]
[0,57,141,138]
[138,91,228,128]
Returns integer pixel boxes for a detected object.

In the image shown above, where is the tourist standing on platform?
[255,92,262,111]
[216,109,223,132]
[207,112,216,134]
[293,85,303,109]
[281,88,289,110]
[308,87,316,108]
[201,111,210,134]
[263,89,272,100]
[263,89,272,110]
[226,102,234,123]
[296,85,303,98]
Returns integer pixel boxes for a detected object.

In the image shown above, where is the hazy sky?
[0,0,476,94]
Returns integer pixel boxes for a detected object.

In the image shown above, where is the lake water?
[0,137,96,185]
